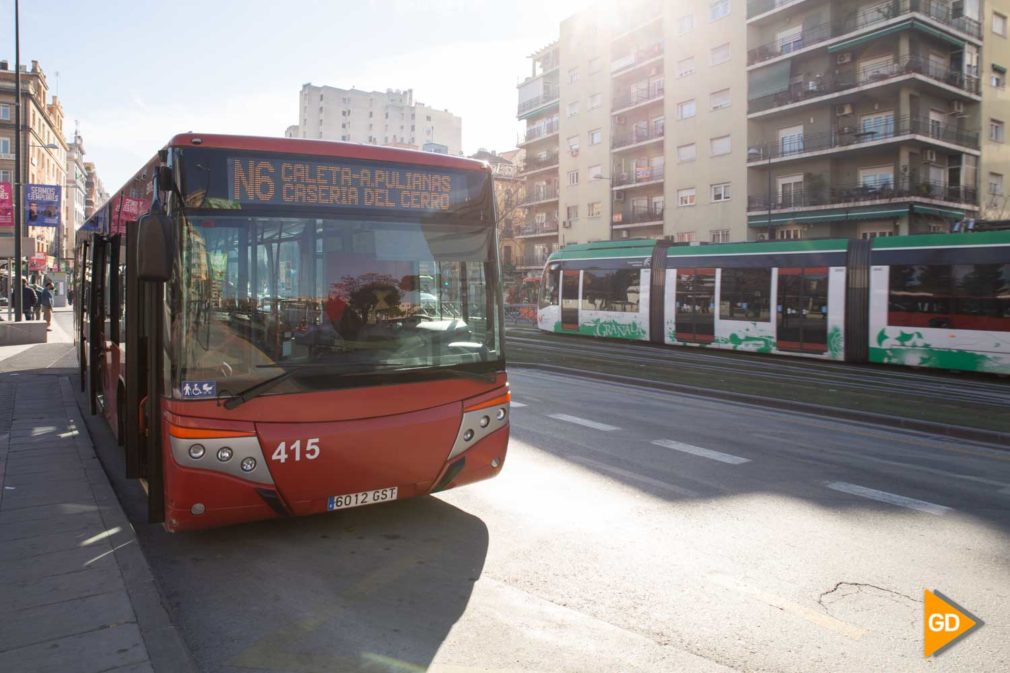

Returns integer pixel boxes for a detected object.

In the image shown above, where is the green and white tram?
[537,232,1010,375]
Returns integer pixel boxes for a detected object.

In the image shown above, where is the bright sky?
[0,0,595,189]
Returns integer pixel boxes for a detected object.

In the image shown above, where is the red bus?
[76,134,509,531]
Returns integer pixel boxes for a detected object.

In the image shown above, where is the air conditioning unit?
[924,149,938,163]
[836,52,852,65]
[949,100,965,115]
[836,103,854,116]
[616,115,627,125]
[614,191,625,202]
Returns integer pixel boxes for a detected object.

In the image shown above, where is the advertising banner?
[24,183,61,227]
[111,194,150,235]
[0,181,12,227]
[28,252,47,272]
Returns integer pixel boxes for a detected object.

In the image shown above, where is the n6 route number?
[271,438,320,463]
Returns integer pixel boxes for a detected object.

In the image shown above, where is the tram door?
[776,267,828,353]
[561,269,580,330]
[675,268,715,343]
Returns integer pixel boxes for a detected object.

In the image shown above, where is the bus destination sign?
[226,158,471,213]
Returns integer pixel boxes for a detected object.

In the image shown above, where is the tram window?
[888,264,1010,331]
[719,268,771,322]
[539,265,560,308]
[581,268,640,312]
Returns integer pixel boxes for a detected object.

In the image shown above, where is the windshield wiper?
[223,362,499,409]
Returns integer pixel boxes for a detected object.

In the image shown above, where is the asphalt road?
[83,358,1010,673]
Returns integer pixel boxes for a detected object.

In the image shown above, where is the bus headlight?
[217,447,233,462]
[240,457,257,472]
[188,444,206,459]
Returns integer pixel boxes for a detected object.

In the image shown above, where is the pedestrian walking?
[12,278,37,322]
[39,282,54,330]
[30,282,44,320]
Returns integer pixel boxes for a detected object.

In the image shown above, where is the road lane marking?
[510,401,528,408]
[651,439,750,465]
[709,574,868,641]
[548,414,619,431]
[824,481,952,516]
[570,455,700,497]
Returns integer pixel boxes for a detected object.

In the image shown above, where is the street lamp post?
[13,0,22,320]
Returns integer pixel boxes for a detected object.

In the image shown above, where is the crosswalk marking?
[548,414,619,432]
[651,439,750,465]
[570,455,699,497]
[824,481,952,516]
[510,401,528,408]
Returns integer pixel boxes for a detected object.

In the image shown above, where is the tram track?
[506,330,1010,408]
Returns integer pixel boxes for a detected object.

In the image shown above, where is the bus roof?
[165,134,490,173]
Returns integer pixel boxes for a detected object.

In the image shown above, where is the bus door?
[776,267,828,353]
[77,239,90,393]
[561,269,580,330]
[88,237,108,415]
[675,268,715,343]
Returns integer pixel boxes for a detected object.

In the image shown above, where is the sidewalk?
[0,333,197,671]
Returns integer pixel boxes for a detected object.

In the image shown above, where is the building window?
[0,137,9,155]
[567,101,579,117]
[568,170,580,185]
[0,104,9,121]
[990,119,1005,142]
[710,0,730,21]
[568,136,580,153]
[677,143,697,162]
[567,205,579,220]
[989,172,1004,195]
[588,164,603,180]
[711,182,731,202]
[677,99,696,120]
[675,231,697,243]
[0,169,10,183]
[678,188,697,207]
[677,57,695,78]
[589,128,602,145]
[588,201,602,217]
[588,93,602,110]
[677,14,694,34]
[992,71,1006,88]
[710,43,731,65]
[711,229,730,243]
[710,135,732,156]
[710,89,731,110]
[994,12,1008,36]
[569,67,580,83]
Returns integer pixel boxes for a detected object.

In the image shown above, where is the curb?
[509,361,1010,448]
[59,378,200,673]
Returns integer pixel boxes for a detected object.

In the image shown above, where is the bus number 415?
[271,438,321,463]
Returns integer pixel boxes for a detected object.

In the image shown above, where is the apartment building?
[286,85,462,156]
[515,0,749,266]
[518,0,1009,254]
[746,0,989,239]
[0,59,68,264]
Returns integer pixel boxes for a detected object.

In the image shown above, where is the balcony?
[747,175,978,213]
[518,91,560,118]
[747,116,979,165]
[521,119,560,145]
[613,204,665,226]
[612,126,665,150]
[613,166,665,188]
[516,218,560,238]
[612,86,665,113]
[611,41,664,77]
[521,186,559,206]
[748,0,981,65]
[747,0,807,20]
[520,151,560,174]
[749,56,980,115]
[518,252,551,269]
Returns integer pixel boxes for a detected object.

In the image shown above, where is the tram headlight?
[188,444,206,459]
[217,447,234,462]
[240,457,256,472]
[496,408,507,421]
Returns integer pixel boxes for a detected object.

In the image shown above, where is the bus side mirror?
[136,207,173,282]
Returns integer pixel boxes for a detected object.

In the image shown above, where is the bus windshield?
[170,211,502,399]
